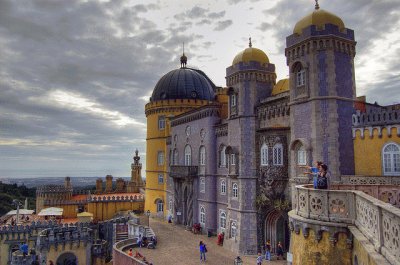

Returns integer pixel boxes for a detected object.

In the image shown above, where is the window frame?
[220,146,227,167]
[230,154,236,165]
[230,220,237,238]
[158,173,164,184]
[199,146,206,166]
[231,94,236,107]
[156,200,164,212]
[219,210,226,231]
[296,69,305,87]
[158,116,166,130]
[382,143,400,176]
[184,145,192,166]
[261,143,269,166]
[200,177,205,193]
[232,183,238,199]
[200,206,206,225]
[220,179,226,195]
[157,151,164,166]
[273,143,283,166]
[297,147,307,166]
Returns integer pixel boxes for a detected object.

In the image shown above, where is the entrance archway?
[264,211,289,253]
[56,252,78,265]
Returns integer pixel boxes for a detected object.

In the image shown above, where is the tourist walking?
[137,234,142,248]
[199,241,207,262]
[276,242,284,260]
[265,240,271,261]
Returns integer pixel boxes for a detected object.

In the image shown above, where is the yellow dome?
[293,8,345,35]
[232,47,269,66]
[271,79,289,96]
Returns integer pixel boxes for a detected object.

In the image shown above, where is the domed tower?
[145,53,217,216]
[286,1,356,179]
[224,39,276,254]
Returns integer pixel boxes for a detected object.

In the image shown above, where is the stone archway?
[56,252,78,265]
[264,211,289,253]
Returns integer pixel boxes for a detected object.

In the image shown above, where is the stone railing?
[341,175,400,185]
[112,239,148,265]
[352,108,400,127]
[293,184,400,264]
[170,165,198,178]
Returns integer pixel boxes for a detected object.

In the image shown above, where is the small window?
[185,145,192,166]
[199,146,206,166]
[157,151,164,166]
[297,147,307,165]
[219,211,226,230]
[273,143,283,166]
[157,200,164,212]
[220,146,227,167]
[230,221,237,238]
[200,177,205,193]
[220,179,226,195]
[230,154,236,165]
[232,183,238,198]
[158,174,164,184]
[158,116,166,130]
[200,206,205,225]
[296,69,305,87]
[382,143,400,175]
[261,143,268,166]
[173,149,178,165]
[231,94,236,107]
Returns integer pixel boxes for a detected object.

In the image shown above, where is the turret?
[96,178,103,194]
[105,175,113,193]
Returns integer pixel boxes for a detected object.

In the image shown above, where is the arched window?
[156,199,163,213]
[230,221,237,238]
[200,177,205,193]
[173,149,178,165]
[382,143,400,175]
[184,145,192,166]
[273,143,283,165]
[261,143,268,166]
[220,145,227,167]
[157,151,164,166]
[200,206,205,225]
[232,183,238,198]
[297,146,307,165]
[199,146,206,166]
[219,211,226,230]
[220,179,226,195]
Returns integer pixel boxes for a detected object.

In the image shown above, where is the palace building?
[144,1,400,261]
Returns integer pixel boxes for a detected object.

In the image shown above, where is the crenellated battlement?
[352,125,400,139]
[352,108,400,127]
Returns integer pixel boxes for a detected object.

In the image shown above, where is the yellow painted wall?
[144,99,210,216]
[46,244,88,265]
[354,127,400,175]
[290,229,351,265]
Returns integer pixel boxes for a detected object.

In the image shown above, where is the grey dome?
[150,68,216,102]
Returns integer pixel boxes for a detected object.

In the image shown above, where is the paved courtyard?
[134,218,287,265]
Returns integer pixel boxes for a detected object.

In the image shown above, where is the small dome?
[232,47,269,66]
[271,79,289,96]
[151,68,215,102]
[293,7,345,35]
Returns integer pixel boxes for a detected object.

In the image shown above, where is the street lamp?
[145,210,150,227]
[234,256,243,265]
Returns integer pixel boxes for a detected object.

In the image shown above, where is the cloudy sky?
[1,0,399,179]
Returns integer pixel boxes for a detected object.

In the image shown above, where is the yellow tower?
[144,53,217,217]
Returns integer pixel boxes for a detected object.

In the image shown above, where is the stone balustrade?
[341,175,400,185]
[112,239,148,265]
[293,184,400,265]
[169,165,198,178]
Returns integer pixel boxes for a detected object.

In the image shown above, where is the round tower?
[144,53,217,216]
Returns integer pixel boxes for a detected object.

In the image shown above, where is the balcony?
[292,184,400,264]
[170,165,198,178]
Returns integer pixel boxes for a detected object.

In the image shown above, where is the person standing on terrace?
[300,161,323,189]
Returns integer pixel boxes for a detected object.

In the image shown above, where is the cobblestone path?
[133,218,287,265]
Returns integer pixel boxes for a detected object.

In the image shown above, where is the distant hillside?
[0,182,36,216]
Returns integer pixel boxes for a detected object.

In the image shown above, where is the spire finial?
[180,42,187,68]
[315,0,320,10]
[249,37,252,48]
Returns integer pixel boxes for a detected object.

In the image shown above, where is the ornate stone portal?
[170,166,198,229]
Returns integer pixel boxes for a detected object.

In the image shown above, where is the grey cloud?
[257,22,272,32]
[208,11,226,19]
[214,20,233,31]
